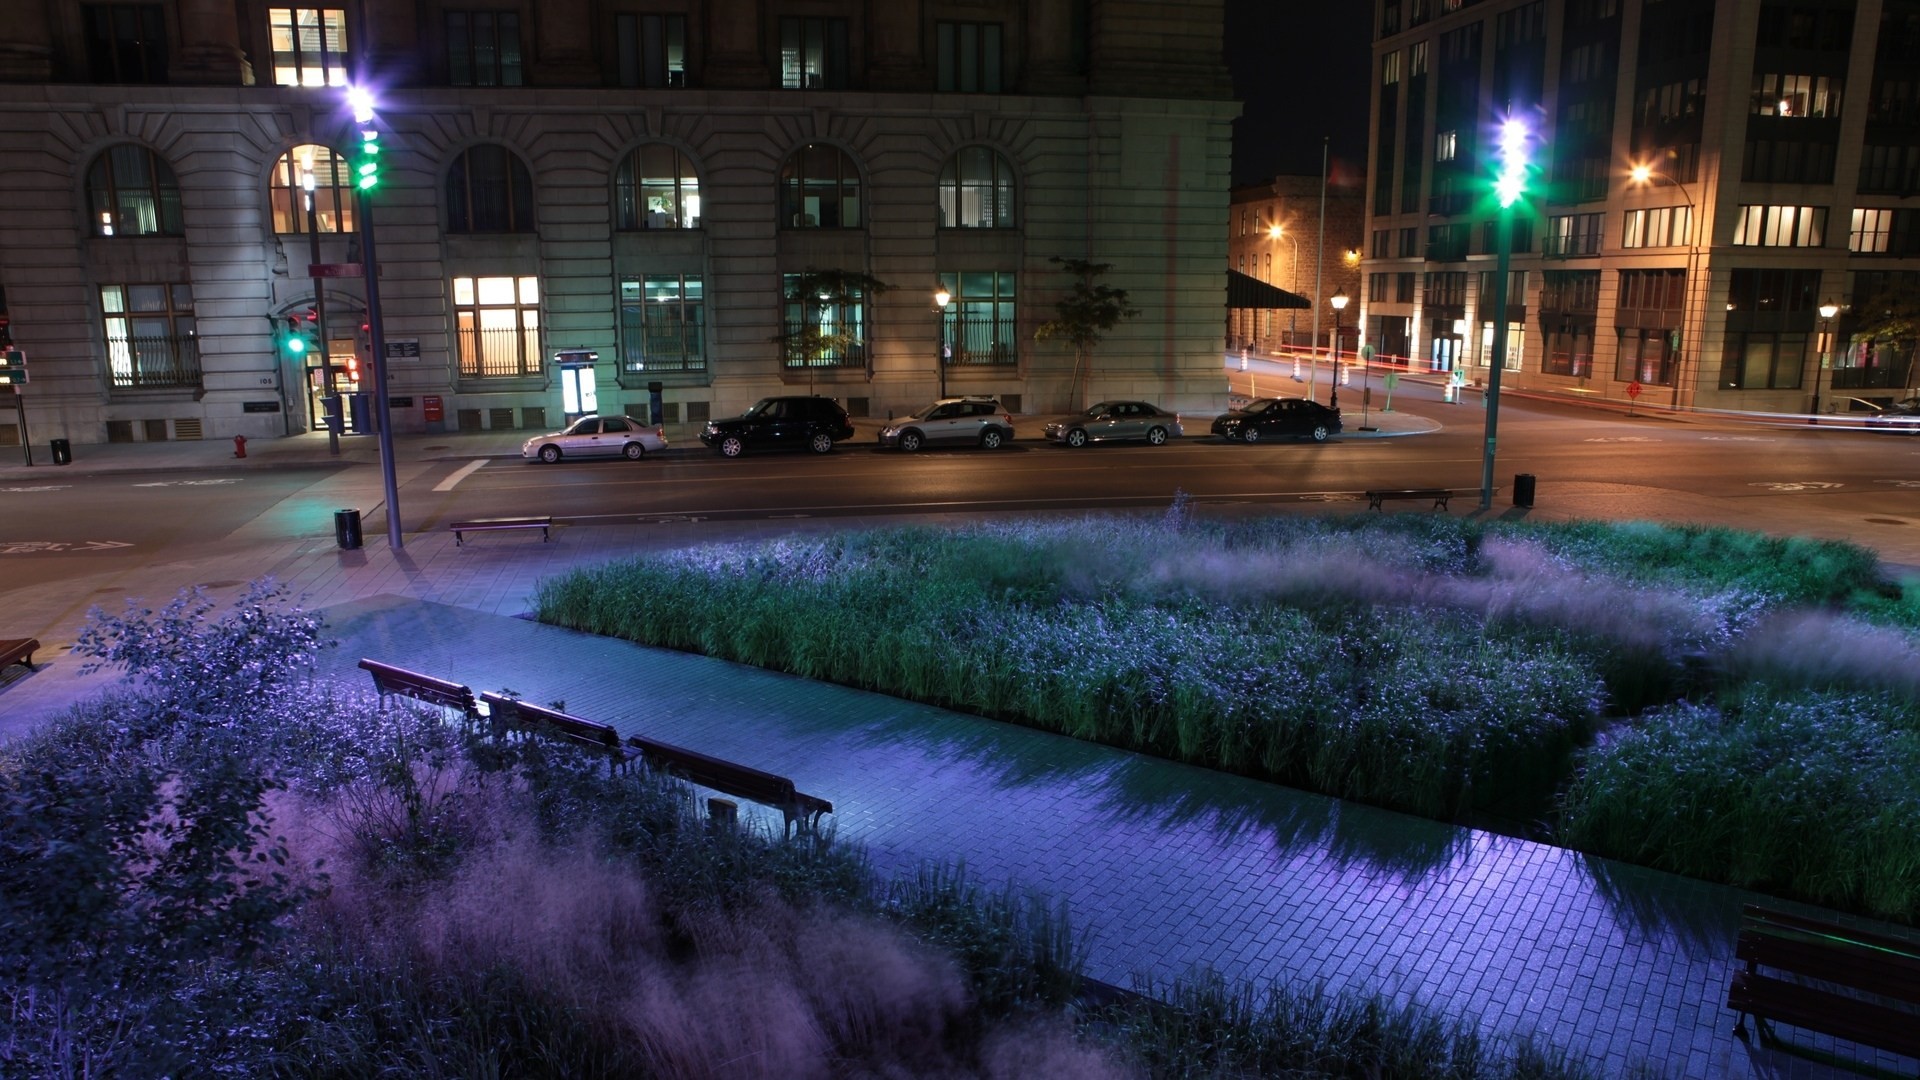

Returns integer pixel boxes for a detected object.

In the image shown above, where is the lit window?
[614,144,700,229]
[1620,205,1691,249]
[269,8,349,87]
[100,283,198,388]
[86,144,183,237]
[780,17,848,89]
[1435,130,1457,162]
[619,276,704,372]
[1750,73,1842,118]
[453,275,542,377]
[271,144,356,234]
[1851,208,1892,253]
[934,271,1018,367]
[779,144,861,228]
[937,147,1016,228]
[616,13,686,88]
[781,274,866,369]
[1732,205,1827,247]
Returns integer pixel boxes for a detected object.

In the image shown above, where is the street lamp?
[1268,223,1299,350]
[1481,115,1531,512]
[347,84,403,550]
[1628,163,1700,411]
[300,152,340,455]
[933,285,952,399]
[1814,299,1840,423]
[1328,288,1349,410]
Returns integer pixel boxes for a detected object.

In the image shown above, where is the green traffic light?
[286,336,307,355]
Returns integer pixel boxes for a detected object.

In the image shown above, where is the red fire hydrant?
[233,434,247,459]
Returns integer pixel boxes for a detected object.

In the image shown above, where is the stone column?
[0,0,53,82]
[174,0,255,85]
[531,0,602,86]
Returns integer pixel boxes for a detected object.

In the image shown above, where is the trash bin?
[333,508,363,550]
[1513,473,1537,508]
[49,438,72,465]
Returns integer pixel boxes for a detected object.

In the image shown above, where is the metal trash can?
[50,438,71,466]
[333,508,363,550]
[1513,473,1537,508]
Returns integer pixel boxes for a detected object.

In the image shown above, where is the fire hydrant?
[233,434,247,459]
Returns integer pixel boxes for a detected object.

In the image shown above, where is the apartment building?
[0,0,1237,447]
[1364,0,1920,416]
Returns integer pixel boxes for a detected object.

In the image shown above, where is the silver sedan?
[522,415,668,463]
[1044,401,1184,447]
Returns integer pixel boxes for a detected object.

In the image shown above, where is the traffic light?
[0,348,26,386]
[279,316,307,358]
[1492,116,1532,209]
[348,87,381,192]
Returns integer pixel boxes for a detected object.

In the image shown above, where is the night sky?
[1225,0,1374,186]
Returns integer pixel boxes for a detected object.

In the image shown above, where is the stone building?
[1364,0,1920,416]
[1227,174,1366,355]
[0,0,1237,448]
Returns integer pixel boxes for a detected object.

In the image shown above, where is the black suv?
[699,396,857,457]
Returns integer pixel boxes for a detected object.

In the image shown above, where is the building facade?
[0,0,1237,448]
[1364,0,1920,416]
[1227,175,1365,354]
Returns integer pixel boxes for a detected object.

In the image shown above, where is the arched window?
[447,145,535,232]
[937,147,1015,229]
[270,144,356,234]
[778,144,861,228]
[614,144,700,229]
[86,144,184,237]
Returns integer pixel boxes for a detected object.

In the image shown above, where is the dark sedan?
[1211,397,1342,443]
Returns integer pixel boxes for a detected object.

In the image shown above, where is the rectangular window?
[619,276,704,373]
[269,8,349,87]
[1544,212,1605,256]
[1618,268,1685,314]
[1382,51,1401,86]
[1731,204,1827,247]
[936,22,1002,93]
[83,3,168,83]
[1369,273,1389,302]
[1395,272,1416,303]
[935,271,1018,367]
[1425,271,1468,306]
[1398,227,1419,258]
[446,12,523,87]
[1720,332,1808,389]
[616,13,687,88]
[1852,208,1893,254]
[100,283,199,389]
[1409,40,1428,75]
[1751,73,1842,118]
[1371,230,1390,258]
[780,16,849,90]
[1617,328,1679,384]
[1742,138,1837,184]
[1860,144,1920,195]
[1621,205,1693,248]
[1480,217,1533,254]
[453,275,542,378]
[1435,130,1457,161]
[1427,224,1470,261]
[781,274,866,368]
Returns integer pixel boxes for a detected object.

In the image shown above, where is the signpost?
[2,350,29,466]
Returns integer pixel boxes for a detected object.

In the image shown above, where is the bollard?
[233,434,247,458]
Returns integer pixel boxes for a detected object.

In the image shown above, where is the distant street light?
[1628,162,1700,411]
[934,285,953,399]
[1813,299,1840,424]
[1268,223,1299,349]
[1329,288,1349,410]
[300,154,339,455]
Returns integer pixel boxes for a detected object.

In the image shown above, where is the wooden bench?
[479,691,640,773]
[449,515,553,546]
[1727,903,1920,1063]
[0,637,40,673]
[357,658,481,721]
[1364,488,1455,511]
[625,733,834,837]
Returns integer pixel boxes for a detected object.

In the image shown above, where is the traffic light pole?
[303,170,340,455]
[1479,204,1513,512]
[358,194,403,550]
[11,386,29,467]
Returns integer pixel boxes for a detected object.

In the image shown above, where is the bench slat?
[1730,970,1920,1059]
[1728,905,1920,1064]
[0,637,39,671]
[450,516,553,546]
[1738,930,1920,1003]
[1364,489,1454,511]
[358,658,479,718]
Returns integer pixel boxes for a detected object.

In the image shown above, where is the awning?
[1226,268,1311,310]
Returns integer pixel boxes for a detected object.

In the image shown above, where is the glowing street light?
[933,284,953,398]
[1329,288,1349,410]
[1482,115,1532,511]
[1813,299,1840,423]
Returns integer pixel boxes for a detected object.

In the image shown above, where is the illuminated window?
[614,144,700,230]
[937,147,1015,228]
[270,145,355,234]
[1621,205,1692,248]
[1435,130,1457,161]
[781,274,866,368]
[1852,208,1893,253]
[780,17,848,89]
[86,145,183,237]
[1732,204,1827,247]
[269,8,349,87]
[619,276,704,372]
[779,144,861,228]
[100,283,198,388]
[1751,73,1842,117]
[935,271,1018,367]
[616,13,686,87]
[453,276,542,377]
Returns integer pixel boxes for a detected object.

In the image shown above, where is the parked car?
[521,415,667,463]
[1856,396,1920,434]
[1210,397,1342,443]
[700,396,856,457]
[1044,401,1184,447]
[878,396,1017,451]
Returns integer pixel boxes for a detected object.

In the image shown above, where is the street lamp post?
[1268,223,1299,349]
[1813,299,1840,423]
[1628,164,1700,411]
[1329,289,1348,410]
[300,153,340,455]
[1481,117,1531,512]
[933,285,952,399]
[348,85,404,550]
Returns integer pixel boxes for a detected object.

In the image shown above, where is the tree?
[1846,278,1920,396]
[1034,257,1141,409]
[770,268,893,391]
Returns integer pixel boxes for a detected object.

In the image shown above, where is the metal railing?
[107,334,201,389]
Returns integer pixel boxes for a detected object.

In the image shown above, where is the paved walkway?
[1,393,1914,1078]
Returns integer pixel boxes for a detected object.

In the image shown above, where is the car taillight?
[655,426,665,438]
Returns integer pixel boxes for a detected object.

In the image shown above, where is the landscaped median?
[535,503,1920,922]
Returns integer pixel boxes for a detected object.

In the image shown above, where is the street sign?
[307,263,365,278]
[385,338,420,359]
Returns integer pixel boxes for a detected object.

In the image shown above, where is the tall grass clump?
[1558,688,1920,920]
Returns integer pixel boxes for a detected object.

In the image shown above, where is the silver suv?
[879,396,1016,451]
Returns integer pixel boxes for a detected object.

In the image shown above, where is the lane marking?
[0,485,72,492]
[435,458,488,492]
[131,478,240,488]
[1748,481,1845,492]
[0,540,134,555]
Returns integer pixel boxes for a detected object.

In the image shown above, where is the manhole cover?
[1865,518,1909,526]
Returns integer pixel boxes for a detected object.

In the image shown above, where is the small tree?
[1034,257,1141,409]
[1846,279,1920,397]
[770,268,893,391]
